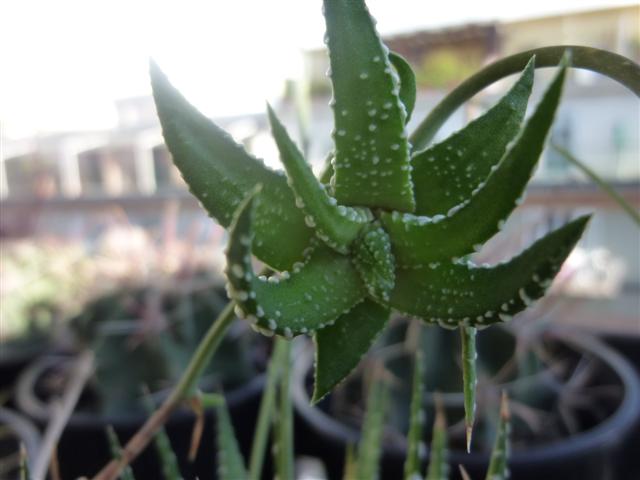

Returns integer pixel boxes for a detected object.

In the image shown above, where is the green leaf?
[352,223,396,302]
[19,445,30,480]
[382,60,567,267]
[460,325,477,453]
[388,215,591,326]
[274,340,294,480]
[403,349,425,480]
[485,393,511,480]
[425,397,449,480]
[142,396,181,480]
[216,400,249,480]
[343,444,358,480]
[150,62,313,271]
[323,0,415,212]
[411,58,534,216]
[389,52,417,123]
[248,339,288,480]
[355,380,389,480]
[225,190,366,337]
[313,299,390,403]
[410,46,640,150]
[551,143,640,227]
[267,104,371,253]
[105,426,136,480]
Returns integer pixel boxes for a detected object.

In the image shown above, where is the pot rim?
[15,353,265,430]
[0,406,41,471]
[292,326,640,465]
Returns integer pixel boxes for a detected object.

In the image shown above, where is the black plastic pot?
[292,328,640,480]
[603,332,640,480]
[0,337,49,393]
[16,354,265,479]
[0,407,41,478]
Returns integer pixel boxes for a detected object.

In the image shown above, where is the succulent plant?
[151,0,590,447]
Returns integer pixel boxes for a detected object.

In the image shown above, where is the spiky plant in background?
[150,0,594,448]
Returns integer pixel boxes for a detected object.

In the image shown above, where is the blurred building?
[1,4,639,301]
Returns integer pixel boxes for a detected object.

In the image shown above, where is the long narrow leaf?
[150,62,313,271]
[389,215,590,325]
[273,340,294,480]
[215,400,249,480]
[382,60,567,266]
[460,325,478,453]
[425,396,448,480]
[343,444,358,480]
[142,396,181,480]
[106,426,135,480]
[411,46,640,150]
[485,393,511,480]
[410,58,534,216]
[267,105,371,252]
[248,339,287,480]
[404,348,425,479]
[355,381,389,480]
[551,143,640,226]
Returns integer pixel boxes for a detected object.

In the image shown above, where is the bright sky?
[1,0,636,138]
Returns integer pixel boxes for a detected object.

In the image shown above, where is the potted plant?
[15,270,267,478]
[291,317,640,479]
[85,1,639,478]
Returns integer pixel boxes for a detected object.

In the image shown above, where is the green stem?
[551,143,640,227]
[93,301,237,480]
[248,337,288,480]
[169,301,237,401]
[410,46,640,150]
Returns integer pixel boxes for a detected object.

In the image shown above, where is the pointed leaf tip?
[386,57,567,267]
[389,215,590,326]
[410,56,535,216]
[267,105,371,253]
[461,325,477,453]
[150,64,313,270]
[313,300,390,403]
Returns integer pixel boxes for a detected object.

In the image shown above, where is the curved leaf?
[313,299,390,403]
[388,215,590,326]
[225,190,366,337]
[410,46,640,150]
[323,0,414,212]
[389,52,417,123]
[150,62,313,271]
[267,105,371,253]
[382,60,567,266]
[411,57,534,216]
